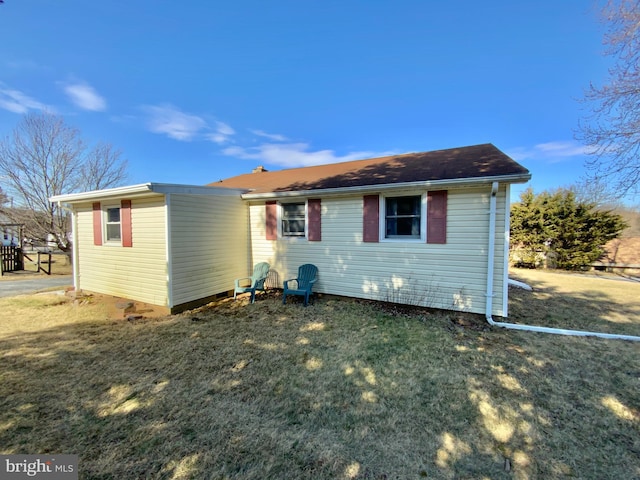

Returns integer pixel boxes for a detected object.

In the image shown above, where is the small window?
[281,202,306,237]
[105,206,122,242]
[384,195,423,240]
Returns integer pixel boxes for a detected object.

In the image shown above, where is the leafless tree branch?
[0,112,128,251]
[578,0,640,198]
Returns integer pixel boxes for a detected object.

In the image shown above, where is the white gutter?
[241,173,531,200]
[50,183,156,203]
[485,181,640,342]
[50,182,246,204]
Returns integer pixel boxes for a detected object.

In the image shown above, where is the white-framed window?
[280,201,307,238]
[104,205,122,243]
[380,194,426,241]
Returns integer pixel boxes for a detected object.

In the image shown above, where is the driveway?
[0,275,73,298]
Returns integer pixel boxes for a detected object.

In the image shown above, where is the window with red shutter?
[265,200,321,241]
[363,191,447,243]
[93,199,133,247]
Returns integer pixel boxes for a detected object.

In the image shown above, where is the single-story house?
[50,143,530,316]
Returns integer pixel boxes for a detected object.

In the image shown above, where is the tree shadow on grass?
[442,271,640,478]
[0,293,638,479]
[442,328,640,479]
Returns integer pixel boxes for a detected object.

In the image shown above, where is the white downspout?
[485,182,640,342]
[57,201,80,291]
[485,182,499,319]
[71,207,79,291]
[165,194,173,310]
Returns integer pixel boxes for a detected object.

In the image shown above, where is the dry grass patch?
[509,268,640,336]
[0,281,639,479]
[22,252,73,275]
[0,294,108,335]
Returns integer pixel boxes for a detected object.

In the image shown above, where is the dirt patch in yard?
[65,290,171,320]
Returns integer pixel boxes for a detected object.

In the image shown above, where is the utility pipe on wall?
[484,182,640,342]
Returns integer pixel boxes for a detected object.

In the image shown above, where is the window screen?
[385,196,421,239]
[282,203,305,237]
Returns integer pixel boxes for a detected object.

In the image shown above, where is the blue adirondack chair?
[282,264,318,306]
[234,262,270,303]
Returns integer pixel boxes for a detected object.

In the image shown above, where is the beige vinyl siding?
[169,193,248,306]
[75,195,169,305]
[248,185,508,316]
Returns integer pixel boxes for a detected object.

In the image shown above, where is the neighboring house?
[50,143,530,316]
[594,236,640,274]
[1,231,19,247]
[0,221,21,247]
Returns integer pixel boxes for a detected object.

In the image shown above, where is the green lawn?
[0,271,638,479]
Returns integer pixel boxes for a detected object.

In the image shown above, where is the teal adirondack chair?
[234,262,270,303]
[282,264,318,306]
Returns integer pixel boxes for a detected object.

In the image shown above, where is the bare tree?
[566,176,621,208]
[0,112,128,251]
[578,0,640,199]
[81,142,128,191]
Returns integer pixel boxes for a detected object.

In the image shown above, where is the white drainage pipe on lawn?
[508,278,533,291]
[485,182,640,342]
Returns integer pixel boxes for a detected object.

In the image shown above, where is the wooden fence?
[23,251,52,275]
[0,246,24,274]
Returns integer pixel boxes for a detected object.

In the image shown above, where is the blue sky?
[0,1,612,201]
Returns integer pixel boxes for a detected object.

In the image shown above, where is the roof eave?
[240,173,532,200]
[49,182,247,204]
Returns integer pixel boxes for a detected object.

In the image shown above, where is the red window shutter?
[308,199,321,241]
[427,190,447,244]
[92,202,102,246]
[121,199,132,247]
[265,201,277,240]
[363,195,379,243]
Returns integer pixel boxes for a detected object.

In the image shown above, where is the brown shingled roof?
[601,237,640,266]
[211,143,530,194]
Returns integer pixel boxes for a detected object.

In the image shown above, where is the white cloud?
[0,83,50,114]
[142,105,237,143]
[142,104,207,141]
[223,142,390,168]
[207,121,236,144]
[535,141,591,157]
[508,141,595,163]
[63,81,107,111]
[138,107,382,169]
[250,129,288,142]
[6,59,44,71]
